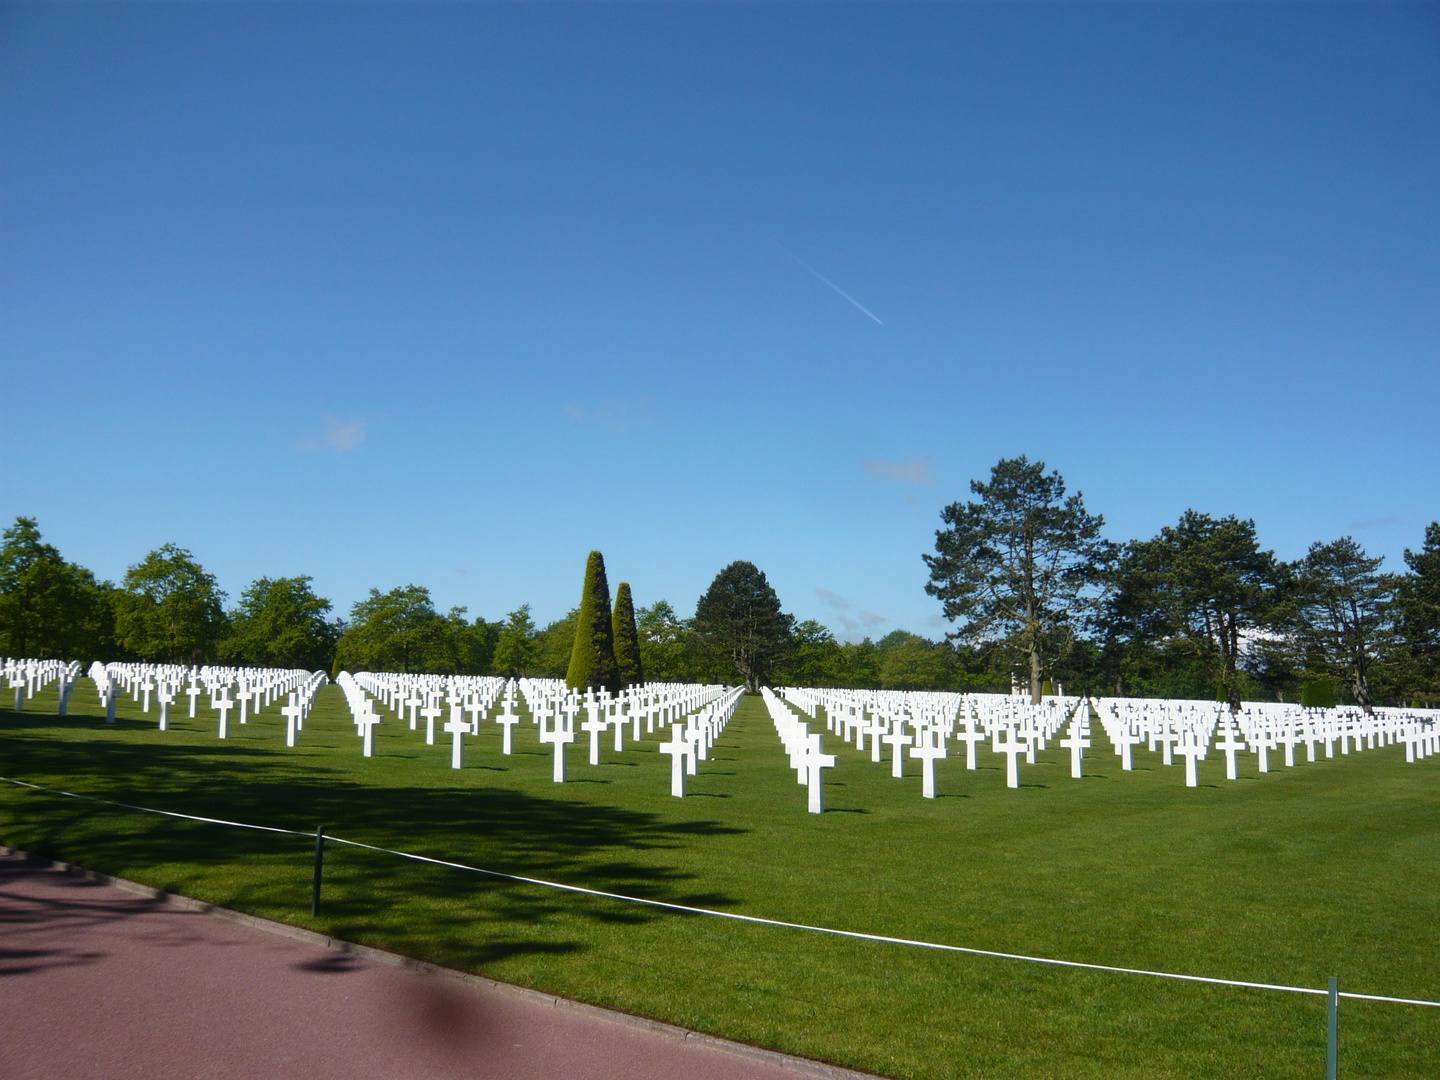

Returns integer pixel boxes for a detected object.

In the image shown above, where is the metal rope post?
[311,826,325,917]
[1327,976,1338,1080]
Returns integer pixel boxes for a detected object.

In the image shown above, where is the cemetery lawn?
[2,686,1437,1080]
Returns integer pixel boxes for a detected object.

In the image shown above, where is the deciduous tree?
[114,544,227,664]
[335,585,444,673]
[0,517,116,660]
[221,576,340,670]
[493,605,537,676]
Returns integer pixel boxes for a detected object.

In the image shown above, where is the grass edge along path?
[2,688,1440,1077]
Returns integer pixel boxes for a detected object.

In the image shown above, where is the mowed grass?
[1,682,1437,1079]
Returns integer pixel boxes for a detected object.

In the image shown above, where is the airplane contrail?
[772,241,883,324]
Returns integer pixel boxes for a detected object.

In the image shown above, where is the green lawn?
[2,681,1437,1079]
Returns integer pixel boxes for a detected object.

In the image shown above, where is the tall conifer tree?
[612,582,643,687]
[566,551,619,691]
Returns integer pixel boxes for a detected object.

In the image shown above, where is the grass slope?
[1,682,1436,1079]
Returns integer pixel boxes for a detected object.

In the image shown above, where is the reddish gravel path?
[0,852,838,1080]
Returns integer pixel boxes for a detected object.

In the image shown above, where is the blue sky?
[2,2,1436,639]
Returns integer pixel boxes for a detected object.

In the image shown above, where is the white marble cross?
[1112,725,1140,771]
[357,712,381,757]
[1215,722,1246,781]
[540,719,575,782]
[421,698,443,746]
[863,717,887,763]
[216,692,234,739]
[909,728,947,798]
[497,707,521,755]
[659,727,689,797]
[282,694,303,747]
[882,723,913,778]
[954,722,985,770]
[445,714,468,769]
[1060,724,1090,779]
[156,685,174,731]
[800,733,837,813]
[465,697,486,736]
[995,726,1026,789]
[1176,732,1204,787]
[582,711,608,766]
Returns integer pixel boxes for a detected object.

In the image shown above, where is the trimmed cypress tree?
[566,551,620,692]
[612,582,644,688]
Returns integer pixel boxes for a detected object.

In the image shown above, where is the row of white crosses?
[1093,696,1440,787]
[657,686,745,797]
[518,679,739,787]
[783,686,1084,795]
[332,671,740,783]
[3,658,83,715]
[763,687,839,811]
[86,661,328,741]
[349,671,508,763]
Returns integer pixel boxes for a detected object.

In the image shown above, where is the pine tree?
[566,551,619,691]
[612,582,644,687]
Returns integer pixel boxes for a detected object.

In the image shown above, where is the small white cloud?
[925,613,946,629]
[1349,516,1400,530]
[859,610,888,627]
[864,456,934,485]
[298,415,365,453]
[815,587,851,610]
[326,418,365,452]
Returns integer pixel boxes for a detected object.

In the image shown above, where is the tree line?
[0,517,1005,693]
[7,469,1435,710]
[924,456,1440,710]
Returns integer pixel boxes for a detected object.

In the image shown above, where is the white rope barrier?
[4,774,1437,1009]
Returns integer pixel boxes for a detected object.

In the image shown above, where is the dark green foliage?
[566,552,619,692]
[636,601,695,683]
[336,585,440,673]
[1399,522,1440,702]
[334,585,493,675]
[493,605,537,677]
[220,576,340,670]
[693,561,794,692]
[536,609,580,678]
[0,516,119,661]
[1107,512,1282,711]
[612,582,643,687]
[925,456,1114,704]
[1300,679,1337,709]
[877,631,955,690]
[114,543,228,664]
[1291,537,1395,712]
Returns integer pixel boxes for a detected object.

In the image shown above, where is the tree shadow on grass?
[0,725,751,977]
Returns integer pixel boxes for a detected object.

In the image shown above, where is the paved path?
[0,852,827,1080]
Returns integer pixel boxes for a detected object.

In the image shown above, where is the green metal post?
[1327,976,1338,1080]
[311,826,325,917]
